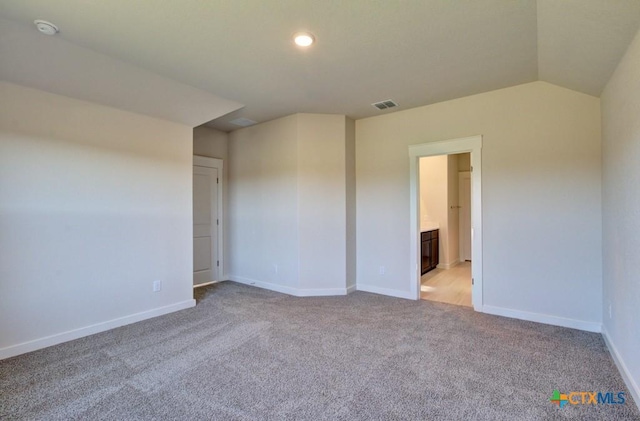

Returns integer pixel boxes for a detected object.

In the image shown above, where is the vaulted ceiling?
[1,1,639,130]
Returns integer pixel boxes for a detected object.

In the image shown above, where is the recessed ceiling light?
[34,20,59,36]
[293,32,315,47]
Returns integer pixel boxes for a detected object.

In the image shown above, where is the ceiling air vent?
[372,99,398,110]
[229,117,257,127]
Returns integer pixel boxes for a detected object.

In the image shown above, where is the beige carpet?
[1,282,638,420]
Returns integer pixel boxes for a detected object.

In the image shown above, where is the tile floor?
[420,261,472,307]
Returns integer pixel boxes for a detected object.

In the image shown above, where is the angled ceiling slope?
[537,0,640,96]
[0,17,243,127]
[1,1,639,131]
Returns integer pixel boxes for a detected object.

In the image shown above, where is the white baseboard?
[602,326,640,412]
[356,283,414,300]
[193,280,223,288]
[297,287,350,297]
[482,305,602,333]
[0,299,196,360]
[346,284,357,294]
[229,275,299,295]
[228,275,351,297]
[437,260,459,270]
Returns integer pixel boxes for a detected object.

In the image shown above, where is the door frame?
[193,155,224,285]
[408,136,483,310]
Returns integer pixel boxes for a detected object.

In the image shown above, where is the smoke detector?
[372,99,398,110]
[34,20,59,35]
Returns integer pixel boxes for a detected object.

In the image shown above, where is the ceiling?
[0,17,243,127]
[1,1,639,131]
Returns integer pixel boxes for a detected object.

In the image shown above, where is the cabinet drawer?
[421,229,438,241]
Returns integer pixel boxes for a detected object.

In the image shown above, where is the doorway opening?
[409,136,483,311]
[418,154,471,307]
[193,156,224,290]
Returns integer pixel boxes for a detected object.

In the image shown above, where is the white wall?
[228,114,353,295]
[419,156,449,264]
[345,118,357,290]
[447,154,460,266]
[418,154,461,268]
[601,27,640,405]
[194,126,228,160]
[458,153,471,172]
[228,115,300,290]
[356,81,602,329]
[420,156,447,229]
[297,114,348,291]
[0,82,195,358]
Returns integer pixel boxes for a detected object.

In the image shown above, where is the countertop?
[420,224,439,233]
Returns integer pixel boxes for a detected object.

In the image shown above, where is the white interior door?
[459,171,472,261]
[193,161,220,286]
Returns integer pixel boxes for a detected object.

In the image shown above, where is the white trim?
[0,299,196,360]
[346,284,357,294]
[602,326,640,412]
[482,305,602,333]
[409,136,483,311]
[436,260,459,270]
[356,284,414,300]
[193,280,223,288]
[297,288,351,297]
[229,275,299,295]
[228,276,351,297]
[193,155,222,168]
[193,155,224,284]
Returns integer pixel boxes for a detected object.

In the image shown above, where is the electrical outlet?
[153,280,162,292]
[609,303,612,319]
[379,266,385,275]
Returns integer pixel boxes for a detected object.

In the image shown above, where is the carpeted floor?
[1,282,638,420]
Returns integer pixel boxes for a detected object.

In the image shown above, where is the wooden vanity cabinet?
[421,229,439,274]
